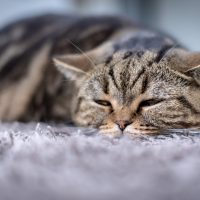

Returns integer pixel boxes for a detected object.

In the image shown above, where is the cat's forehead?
[104,50,163,85]
[104,50,189,84]
[84,50,189,101]
[105,50,158,67]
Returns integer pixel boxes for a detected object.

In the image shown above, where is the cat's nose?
[115,120,132,131]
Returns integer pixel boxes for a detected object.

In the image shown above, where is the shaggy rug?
[0,123,200,200]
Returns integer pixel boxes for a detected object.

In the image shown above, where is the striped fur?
[0,14,131,122]
[0,14,200,136]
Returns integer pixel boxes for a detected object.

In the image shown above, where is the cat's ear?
[176,49,200,68]
[53,54,94,81]
[168,49,200,84]
[169,49,200,70]
[184,65,200,85]
[176,49,200,84]
[53,41,114,80]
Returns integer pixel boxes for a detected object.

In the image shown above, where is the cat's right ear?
[53,54,91,81]
[53,41,114,80]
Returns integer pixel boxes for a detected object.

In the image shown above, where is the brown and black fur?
[0,14,200,136]
[0,14,133,122]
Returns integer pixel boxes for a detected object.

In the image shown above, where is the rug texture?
[0,123,200,200]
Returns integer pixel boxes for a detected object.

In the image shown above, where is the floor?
[0,122,200,200]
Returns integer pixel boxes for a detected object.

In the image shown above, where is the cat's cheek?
[140,108,162,127]
[124,115,159,135]
[99,123,122,138]
[73,106,109,128]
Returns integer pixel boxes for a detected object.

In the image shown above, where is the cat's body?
[0,14,200,136]
[0,14,132,122]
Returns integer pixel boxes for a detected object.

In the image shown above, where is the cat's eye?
[94,100,112,107]
[140,99,164,107]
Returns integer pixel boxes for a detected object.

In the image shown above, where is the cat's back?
[0,14,134,81]
[0,14,135,121]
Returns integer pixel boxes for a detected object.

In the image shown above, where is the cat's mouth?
[125,124,160,134]
[99,124,160,137]
[124,128,160,136]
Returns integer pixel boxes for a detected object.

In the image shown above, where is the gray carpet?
[0,123,200,200]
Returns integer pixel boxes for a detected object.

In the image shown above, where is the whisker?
[67,39,96,68]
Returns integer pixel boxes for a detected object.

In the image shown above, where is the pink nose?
[115,120,132,131]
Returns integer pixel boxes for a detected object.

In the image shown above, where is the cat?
[0,14,200,137]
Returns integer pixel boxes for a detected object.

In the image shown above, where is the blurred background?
[0,0,199,50]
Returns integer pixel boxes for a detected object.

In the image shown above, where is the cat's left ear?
[169,49,200,84]
[179,50,200,84]
[184,65,200,84]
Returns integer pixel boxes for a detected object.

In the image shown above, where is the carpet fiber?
[0,123,200,200]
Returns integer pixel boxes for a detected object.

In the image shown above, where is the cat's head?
[54,48,200,136]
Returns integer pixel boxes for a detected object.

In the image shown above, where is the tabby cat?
[0,14,200,136]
